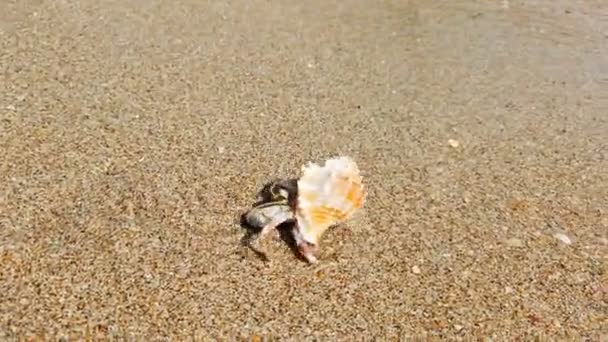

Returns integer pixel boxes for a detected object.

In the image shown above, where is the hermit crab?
[242,156,367,263]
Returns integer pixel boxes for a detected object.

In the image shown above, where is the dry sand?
[1,0,607,340]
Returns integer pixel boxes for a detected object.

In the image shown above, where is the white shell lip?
[298,222,320,245]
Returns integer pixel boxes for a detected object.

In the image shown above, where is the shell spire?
[295,156,366,250]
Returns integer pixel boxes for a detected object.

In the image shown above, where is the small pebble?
[505,286,514,294]
[218,146,225,154]
[454,324,464,332]
[553,233,572,245]
[448,139,460,148]
[412,265,421,274]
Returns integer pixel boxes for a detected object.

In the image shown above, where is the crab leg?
[257,216,285,239]
[244,216,285,259]
[292,226,319,264]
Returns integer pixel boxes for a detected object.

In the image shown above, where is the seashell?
[295,156,366,248]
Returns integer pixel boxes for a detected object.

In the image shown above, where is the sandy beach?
[1,0,607,339]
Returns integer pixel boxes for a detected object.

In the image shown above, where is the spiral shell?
[295,156,366,246]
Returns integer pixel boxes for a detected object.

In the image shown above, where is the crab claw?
[293,228,319,264]
[298,244,318,264]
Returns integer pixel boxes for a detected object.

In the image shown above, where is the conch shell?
[294,156,366,262]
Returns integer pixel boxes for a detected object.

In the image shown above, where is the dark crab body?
[243,199,294,230]
[243,178,326,263]
[242,177,324,263]
[242,178,298,234]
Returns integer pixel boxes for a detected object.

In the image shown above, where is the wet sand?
[1,0,607,339]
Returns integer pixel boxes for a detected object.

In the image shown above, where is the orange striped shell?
[295,156,366,246]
